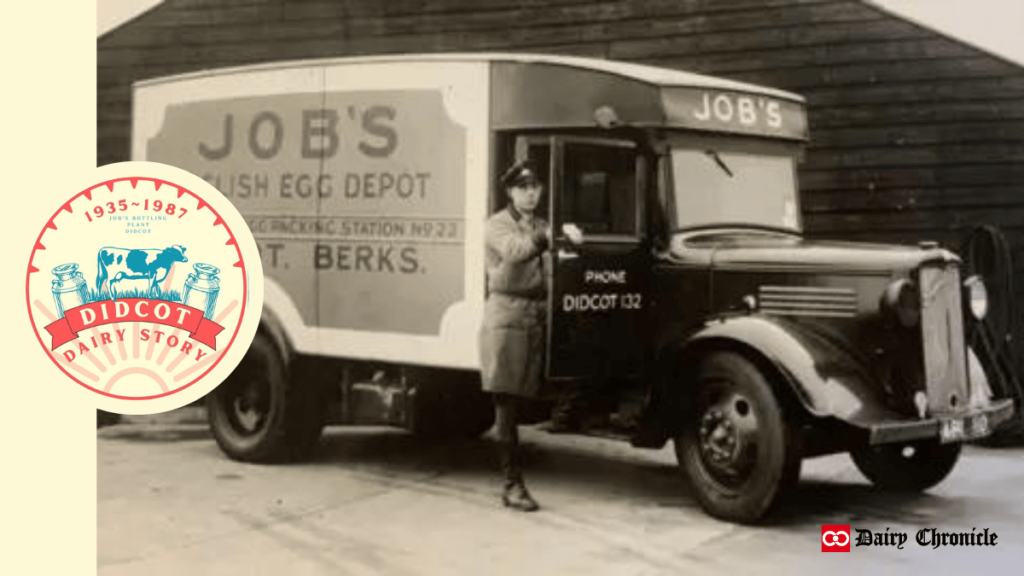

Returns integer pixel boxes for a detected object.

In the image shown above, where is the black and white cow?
[96,245,188,296]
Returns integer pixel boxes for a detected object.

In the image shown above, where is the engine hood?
[666,228,960,274]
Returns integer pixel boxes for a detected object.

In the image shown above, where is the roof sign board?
[487,58,807,140]
[662,87,809,141]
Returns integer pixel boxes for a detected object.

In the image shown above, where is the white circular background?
[26,161,264,415]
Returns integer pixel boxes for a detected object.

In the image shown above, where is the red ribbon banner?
[44,299,224,351]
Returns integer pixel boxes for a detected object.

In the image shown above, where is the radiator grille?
[757,285,857,318]
[919,265,969,414]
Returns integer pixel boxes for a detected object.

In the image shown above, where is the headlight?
[881,279,919,328]
[963,275,988,320]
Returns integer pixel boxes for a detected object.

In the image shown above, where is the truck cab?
[133,53,1014,524]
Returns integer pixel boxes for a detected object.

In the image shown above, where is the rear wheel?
[675,351,801,524]
[207,333,326,462]
[850,440,961,491]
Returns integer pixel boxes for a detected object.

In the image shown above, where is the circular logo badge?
[26,161,263,414]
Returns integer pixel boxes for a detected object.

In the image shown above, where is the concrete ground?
[99,407,1024,575]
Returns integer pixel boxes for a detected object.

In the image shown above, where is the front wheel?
[674,351,801,524]
[850,440,961,492]
[206,333,326,463]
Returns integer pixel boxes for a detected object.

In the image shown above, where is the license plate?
[939,413,989,443]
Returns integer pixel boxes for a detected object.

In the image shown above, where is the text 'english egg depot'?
[196,106,433,202]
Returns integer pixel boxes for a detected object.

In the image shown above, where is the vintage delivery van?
[133,53,1014,523]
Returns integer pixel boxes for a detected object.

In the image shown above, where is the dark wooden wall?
[98,0,1024,300]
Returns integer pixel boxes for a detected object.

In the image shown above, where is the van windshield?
[668,136,801,232]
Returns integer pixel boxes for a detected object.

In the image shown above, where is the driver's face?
[509,183,543,214]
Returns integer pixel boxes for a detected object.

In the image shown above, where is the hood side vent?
[758,285,857,318]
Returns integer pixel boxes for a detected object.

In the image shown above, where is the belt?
[493,291,546,302]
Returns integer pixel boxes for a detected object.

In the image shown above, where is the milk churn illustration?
[181,263,221,320]
[51,263,90,319]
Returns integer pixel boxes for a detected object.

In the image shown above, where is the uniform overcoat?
[479,206,550,397]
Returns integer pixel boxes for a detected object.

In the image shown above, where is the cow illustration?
[96,245,188,297]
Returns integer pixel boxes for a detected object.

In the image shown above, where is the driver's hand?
[563,223,584,245]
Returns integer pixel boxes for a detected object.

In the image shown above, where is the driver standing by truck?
[479,159,553,512]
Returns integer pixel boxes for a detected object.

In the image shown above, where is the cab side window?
[562,142,638,237]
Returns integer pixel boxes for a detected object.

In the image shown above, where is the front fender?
[663,314,1011,446]
[681,315,891,426]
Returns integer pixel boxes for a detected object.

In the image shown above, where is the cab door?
[537,137,650,380]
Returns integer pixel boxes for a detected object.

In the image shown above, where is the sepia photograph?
[95,1,1024,574]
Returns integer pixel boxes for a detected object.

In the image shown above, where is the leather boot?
[502,479,540,512]
[496,395,540,512]
[499,439,539,511]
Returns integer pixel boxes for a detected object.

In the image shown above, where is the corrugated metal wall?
[98,0,1024,293]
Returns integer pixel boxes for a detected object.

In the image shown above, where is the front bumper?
[867,398,1015,445]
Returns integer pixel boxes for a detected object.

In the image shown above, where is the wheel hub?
[230,379,268,433]
[233,398,262,432]
[699,410,738,465]
[696,391,759,481]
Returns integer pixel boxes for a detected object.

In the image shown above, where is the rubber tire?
[850,440,961,492]
[675,351,801,524]
[206,333,325,463]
